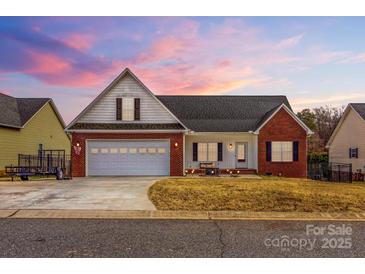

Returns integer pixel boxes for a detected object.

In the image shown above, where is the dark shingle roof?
[351,103,365,120]
[69,123,185,130]
[157,95,291,132]
[0,93,50,128]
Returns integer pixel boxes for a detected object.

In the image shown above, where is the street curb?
[1,209,365,221]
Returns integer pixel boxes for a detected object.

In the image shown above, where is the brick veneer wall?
[71,132,184,177]
[258,108,308,178]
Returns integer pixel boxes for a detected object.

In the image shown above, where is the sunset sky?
[1,16,365,123]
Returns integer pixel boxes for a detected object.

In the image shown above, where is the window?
[198,143,218,161]
[122,98,135,121]
[119,148,127,154]
[349,148,358,158]
[237,144,245,162]
[129,148,137,154]
[100,148,108,154]
[272,142,293,162]
[139,148,147,153]
[198,143,208,161]
[148,148,157,153]
[91,148,99,154]
[208,143,218,161]
[110,148,118,154]
[157,148,166,154]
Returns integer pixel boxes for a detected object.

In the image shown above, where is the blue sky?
[1,16,365,122]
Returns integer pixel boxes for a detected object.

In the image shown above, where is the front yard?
[148,177,365,212]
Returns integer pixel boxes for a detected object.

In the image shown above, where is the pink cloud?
[275,34,304,49]
[64,33,95,51]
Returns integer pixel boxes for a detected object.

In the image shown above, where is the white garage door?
[87,140,170,176]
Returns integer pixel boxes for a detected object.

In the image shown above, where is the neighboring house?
[0,93,70,174]
[66,68,313,178]
[327,103,365,172]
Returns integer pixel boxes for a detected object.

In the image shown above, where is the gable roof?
[157,95,293,132]
[66,68,187,131]
[351,103,365,120]
[66,67,310,134]
[0,92,65,129]
[326,103,365,147]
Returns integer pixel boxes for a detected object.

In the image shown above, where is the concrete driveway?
[0,177,159,210]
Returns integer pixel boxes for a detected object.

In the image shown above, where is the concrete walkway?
[0,177,158,210]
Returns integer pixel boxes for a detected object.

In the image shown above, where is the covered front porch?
[184,132,258,175]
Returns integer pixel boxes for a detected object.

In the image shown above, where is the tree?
[312,106,344,146]
[297,109,317,131]
[297,106,344,153]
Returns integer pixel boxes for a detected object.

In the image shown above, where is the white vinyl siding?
[272,141,293,162]
[122,97,134,121]
[78,74,178,123]
[185,133,258,170]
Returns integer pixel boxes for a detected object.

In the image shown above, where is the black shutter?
[293,141,299,161]
[193,143,198,161]
[116,98,122,120]
[266,141,272,162]
[134,98,140,120]
[355,148,359,158]
[218,143,223,161]
[349,148,352,158]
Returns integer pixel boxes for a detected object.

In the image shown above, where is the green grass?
[148,177,365,212]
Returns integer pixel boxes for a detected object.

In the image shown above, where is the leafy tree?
[297,109,317,131]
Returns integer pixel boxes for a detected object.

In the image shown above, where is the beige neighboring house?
[327,103,365,172]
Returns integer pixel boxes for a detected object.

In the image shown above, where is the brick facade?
[71,132,184,177]
[258,108,308,178]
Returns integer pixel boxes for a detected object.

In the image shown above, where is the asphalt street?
[0,219,363,257]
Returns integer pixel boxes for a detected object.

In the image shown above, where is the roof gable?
[327,103,365,147]
[254,104,313,135]
[351,103,365,121]
[0,93,53,128]
[66,68,184,130]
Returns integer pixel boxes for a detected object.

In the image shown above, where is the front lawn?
[148,177,365,212]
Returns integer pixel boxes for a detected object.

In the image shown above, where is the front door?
[235,142,248,168]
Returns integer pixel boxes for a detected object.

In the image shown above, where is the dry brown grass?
[148,177,365,212]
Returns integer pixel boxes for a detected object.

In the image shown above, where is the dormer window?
[122,97,135,121]
[116,98,140,121]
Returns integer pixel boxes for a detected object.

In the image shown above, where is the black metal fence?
[308,161,352,183]
[328,162,352,183]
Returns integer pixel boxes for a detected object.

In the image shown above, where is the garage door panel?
[87,140,170,176]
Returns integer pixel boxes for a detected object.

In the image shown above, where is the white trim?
[65,68,188,130]
[183,133,186,173]
[187,131,254,135]
[326,104,365,148]
[66,129,188,133]
[254,103,314,135]
[0,122,22,129]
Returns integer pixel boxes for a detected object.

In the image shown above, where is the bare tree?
[313,106,344,146]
